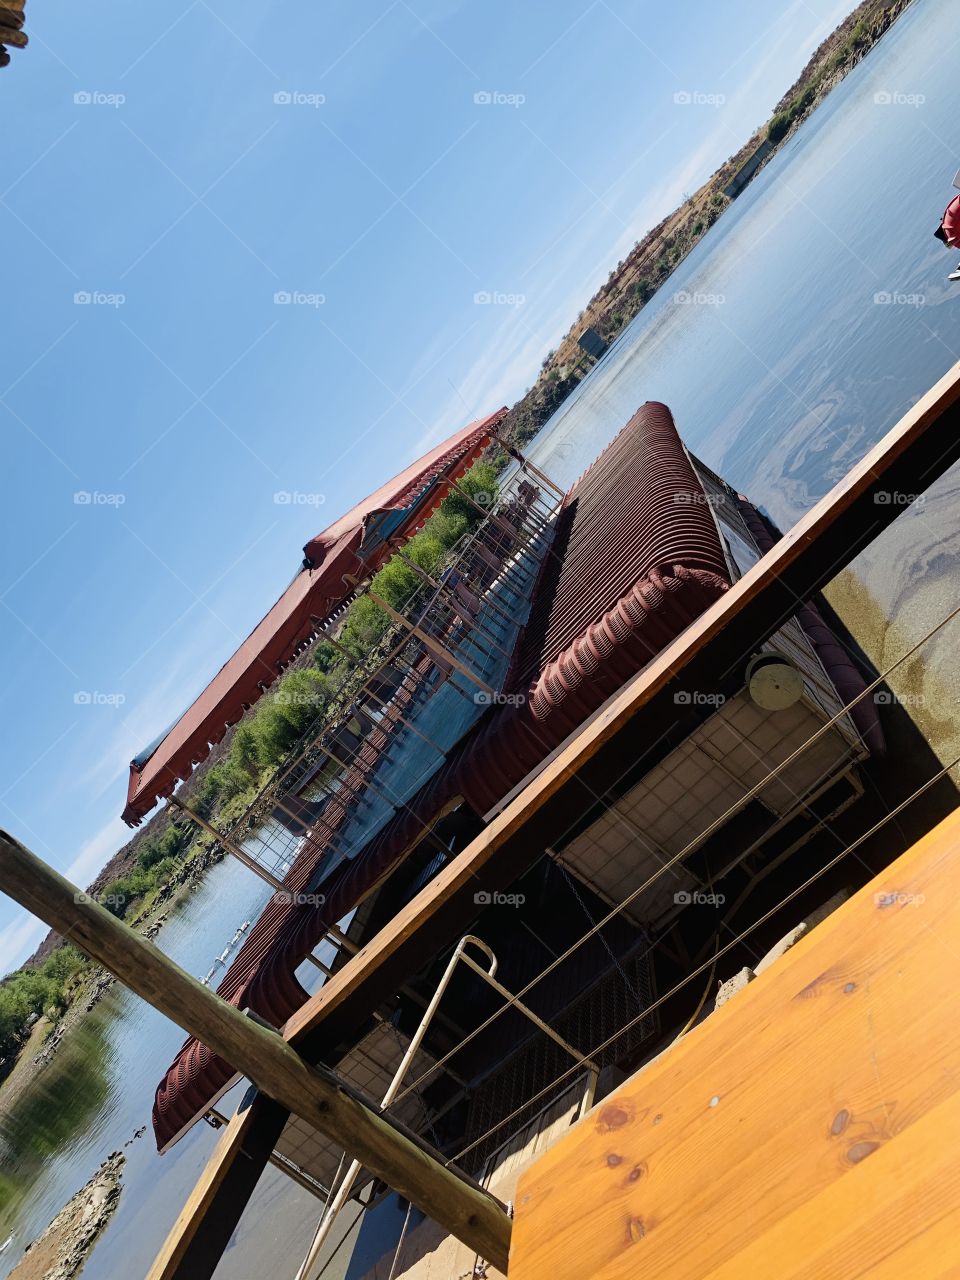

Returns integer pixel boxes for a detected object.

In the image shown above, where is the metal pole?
[493,435,566,498]
[390,548,513,661]
[167,798,327,975]
[294,937,498,1280]
[169,796,285,893]
[319,630,448,759]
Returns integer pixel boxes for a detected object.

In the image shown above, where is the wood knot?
[596,1101,635,1133]
[847,1140,881,1164]
[606,1153,623,1167]
[831,1109,850,1136]
[626,1215,646,1244]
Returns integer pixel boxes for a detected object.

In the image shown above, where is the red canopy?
[122,409,506,825]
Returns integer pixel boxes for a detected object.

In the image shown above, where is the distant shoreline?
[0,845,219,1117]
[499,0,916,449]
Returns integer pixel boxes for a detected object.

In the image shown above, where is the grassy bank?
[0,461,500,1094]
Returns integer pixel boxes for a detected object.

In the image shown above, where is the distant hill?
[23,726,238,968]
[498,0,913,449]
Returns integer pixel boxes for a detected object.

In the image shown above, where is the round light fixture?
[746,653,803,710]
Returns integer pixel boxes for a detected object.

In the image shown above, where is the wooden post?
[0,829,512,1273]
[167,797,331,976]
[493,435,566,498]
[146,1091,291,1280]
[168,795,285,892]
[390,547,514,660]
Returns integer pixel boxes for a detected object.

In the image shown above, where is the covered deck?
[2,364,960,1280]
[144,365,960,1278]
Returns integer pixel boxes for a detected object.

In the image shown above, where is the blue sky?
[0,0,854,971]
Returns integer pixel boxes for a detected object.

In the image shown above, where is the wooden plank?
[284,361,960,1058]
[0,831,512,1274]
[146,1091,289,1280]
[507,805,960,1279]
[700,1091,960,1280]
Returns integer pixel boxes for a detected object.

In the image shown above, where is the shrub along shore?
[0,461,499,1083]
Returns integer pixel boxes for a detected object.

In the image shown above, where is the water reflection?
[0,1012,110,1233]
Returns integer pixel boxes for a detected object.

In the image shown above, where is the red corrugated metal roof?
[122,410,506,826]
[151,402,734,1151]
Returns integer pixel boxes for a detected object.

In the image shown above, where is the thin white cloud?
[0,913,51,976]
[66,814,134,887]
[415,0,858,447]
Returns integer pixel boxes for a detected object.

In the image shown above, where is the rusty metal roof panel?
[151,402,733,1150]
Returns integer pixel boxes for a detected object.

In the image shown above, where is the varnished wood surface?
[508,805,960,1279]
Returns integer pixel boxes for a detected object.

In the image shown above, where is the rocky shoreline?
[6,1153,124,1280]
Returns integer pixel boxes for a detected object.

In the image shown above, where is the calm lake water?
[1,0,957,1276]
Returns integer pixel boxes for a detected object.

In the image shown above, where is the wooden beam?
[284,360,960,1060]
[146,1091,289,1280]
[0,831,512,1273]
[507,804,960,1279]
[168,794,285,892]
